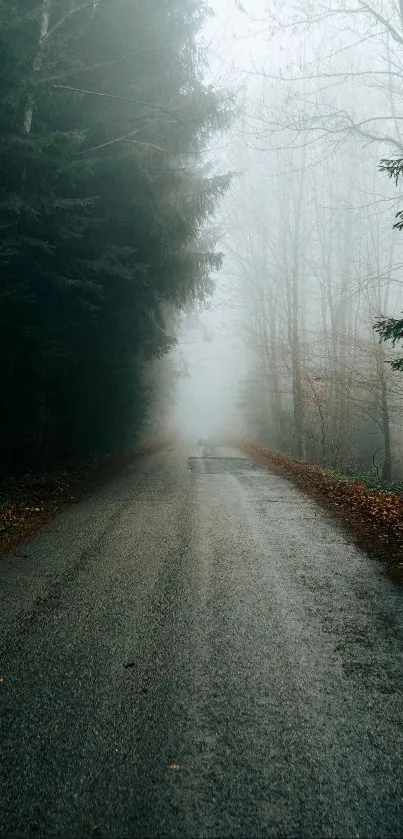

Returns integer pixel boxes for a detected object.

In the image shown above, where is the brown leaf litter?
[0,441,170,559]
[237,442,403,586]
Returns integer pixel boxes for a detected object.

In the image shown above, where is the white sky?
[171,0,269,440]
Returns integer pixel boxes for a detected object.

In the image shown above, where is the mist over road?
[2,446,403,838]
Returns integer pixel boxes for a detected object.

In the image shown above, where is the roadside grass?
[0,441,170,558]
[237,442,403,585]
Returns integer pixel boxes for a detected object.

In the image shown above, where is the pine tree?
[374,157,403,371]
[0,0,232,471]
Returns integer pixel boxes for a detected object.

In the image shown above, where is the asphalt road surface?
[2,445,403,838]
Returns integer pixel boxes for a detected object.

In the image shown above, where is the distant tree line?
[0,0,230,472]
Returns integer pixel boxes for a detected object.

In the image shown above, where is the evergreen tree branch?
[53,85,189,128]
[45,1,95,40]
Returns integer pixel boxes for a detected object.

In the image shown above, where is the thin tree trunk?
[380,379,392,481]
[23,0,51,134]
[290,149,306,461]
[291,281,306,460]
[268,300,283,444]
[374,342,392,482]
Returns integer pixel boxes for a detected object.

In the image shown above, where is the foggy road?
[2,446,403,838]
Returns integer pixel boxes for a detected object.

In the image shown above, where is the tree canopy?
[0,0,231,471]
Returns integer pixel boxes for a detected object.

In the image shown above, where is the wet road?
[1,445,403,838]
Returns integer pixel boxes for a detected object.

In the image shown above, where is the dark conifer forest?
[0,0,230,472]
